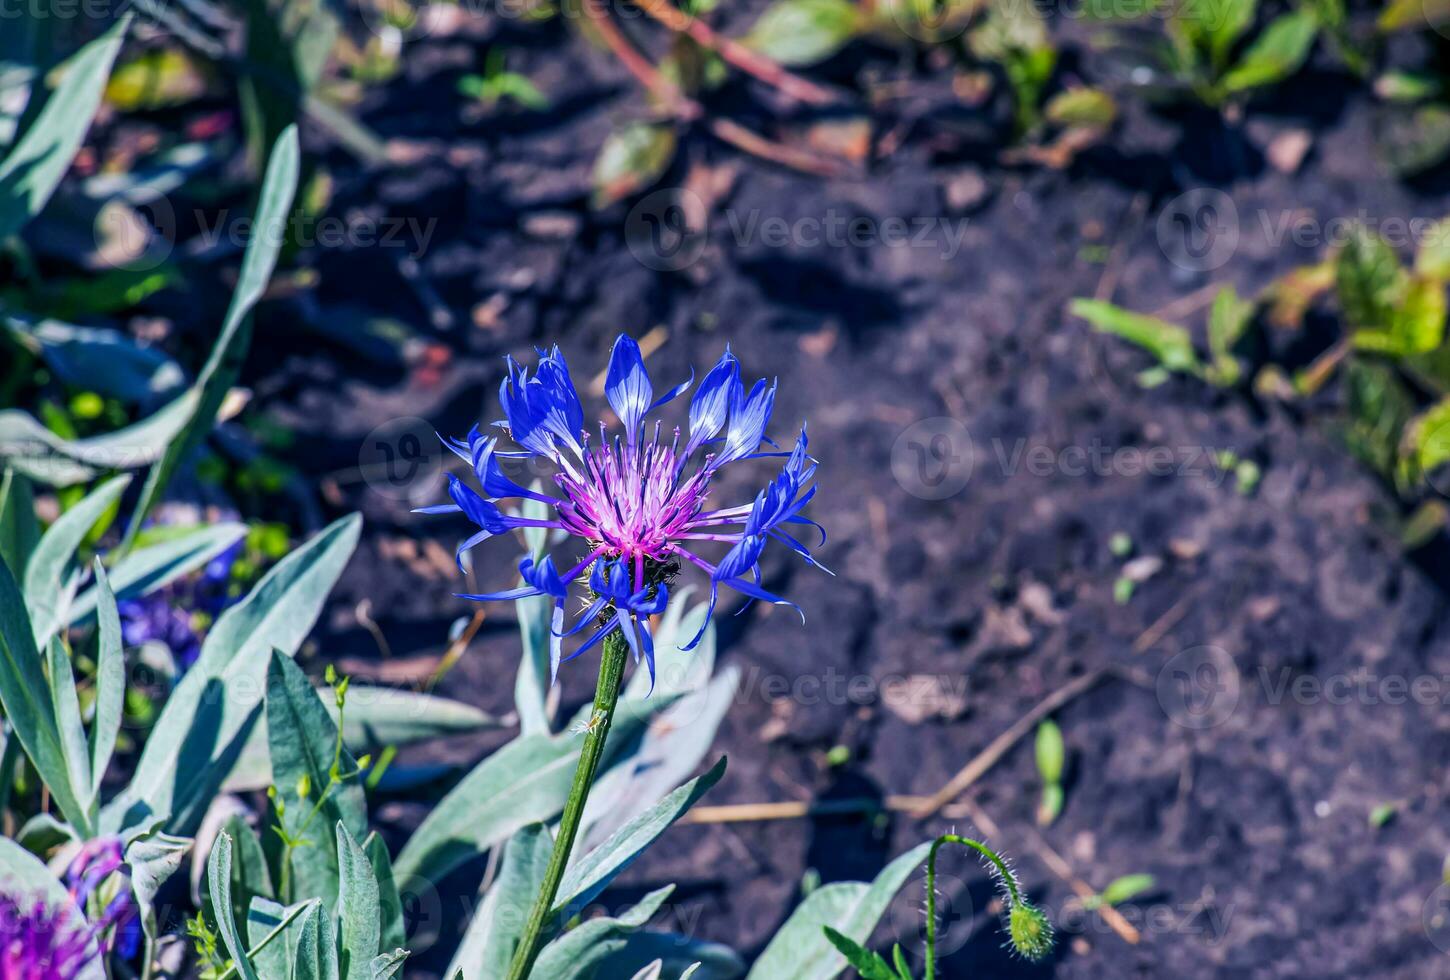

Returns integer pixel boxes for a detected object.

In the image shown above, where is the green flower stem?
[925,835,1018,980]
[506,627,630,980]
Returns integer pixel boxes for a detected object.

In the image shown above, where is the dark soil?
[215,8,1450,979]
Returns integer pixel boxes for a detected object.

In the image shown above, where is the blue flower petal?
[606,335,653,443]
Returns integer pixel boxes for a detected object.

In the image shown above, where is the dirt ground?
[206,9,1450,978]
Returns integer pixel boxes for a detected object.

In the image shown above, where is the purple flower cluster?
[425,335,825,687]
[0,837,138,978]
[117,538,240,670]
[0,892,96,980]
[64,839,137,961]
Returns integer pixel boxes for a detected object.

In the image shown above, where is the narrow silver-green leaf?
[0,555,89,831]
[125,124,302,544]
[532,886,674,980]
[445,824,553,980]
[393,699,667,887]
[24,474,129,649]
[267,652,368,909]
[556,758,726,917]
[337,823,382,980]
[210,832,263,980]
[0,16,130,240]
[45,636,91,821]
[370,950,409,980]
[104,514,361,836]
[515,492,554,736]
[125,830,192,943]
[89,560,123,796]
[0,469,39,578]
[363,833,406,955]
[747,842,933,980]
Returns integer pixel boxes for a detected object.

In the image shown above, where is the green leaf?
[592,123,678,209]
[1379,0,1450,32]
[24,473,129,649]
[0,16,130,241]
[0,390,200,486]
[88,560,123,795]
[1043,88,1116,129]
[532,886,675,979]
[0,469,39,576]
[370,949,409,980]
[337,823,382,980]
[0,837,104,980]
[210,833,263,980]
[1206,284,1255,385]
[1206,0,1257,67]
[555,758,727,917]
[747,842,933,980]
[1220,11,1318,93]
[267,652,368,909]
[1095,873,1156,907]
[46,637,91,822]
[1337,229,1404,332]
[393,698,668,886]
[820,927,898,980]
[247,898,313,979]
[598,935,745,980]
[339,687,498,748]
[219,814,276,943]
[1035,719,1064,785]
[124,124,302,546]
[0,554,90,831]
[1399,397,1450,491]
[445,824,554,980]
[2,318,185,406]
[104,513,360,837]
[125,830,192,944]
[1070,299,1202,376]
[363,833,406,954]
[290,898,340,980]
[1417,219,1450,282]
[515,492,555,736]
[743,0,861,67]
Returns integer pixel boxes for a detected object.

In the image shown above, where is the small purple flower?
[424,335,826,688]
[116,531,242,671]
[0,892,99,980]
[64,838,137,961]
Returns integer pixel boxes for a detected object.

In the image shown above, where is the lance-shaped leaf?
[89,559,123,796]
[124,124,301,544]
[555,758,726,918]
[0,15,130,240]
[267,652,368,910]
[0,555,89,831]
[103,513,360,837]
[125,830,192,946]
[0,468,39,576]
[210,832,262,980]
[747,842,932,980]
[24,474,129,649]
[532,886,675,980]
[445,824,553,980]
[46,636,91,824]
[393,696,668,887]
[337,823,381,980]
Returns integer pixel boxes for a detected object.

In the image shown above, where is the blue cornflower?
[423,335,826,688]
